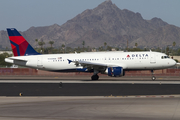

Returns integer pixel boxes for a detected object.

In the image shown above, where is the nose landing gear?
[152,76,156,81]
[151,70,156,81]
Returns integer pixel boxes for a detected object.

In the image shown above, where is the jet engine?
[104,67,125,77]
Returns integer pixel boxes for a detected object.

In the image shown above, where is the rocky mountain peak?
[150,17,168,28]
[94,0,118,12]
[0,0,179,49]
[101,0,113,5]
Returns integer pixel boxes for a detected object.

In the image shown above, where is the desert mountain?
[0,0,179,50]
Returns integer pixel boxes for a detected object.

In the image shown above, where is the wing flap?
[67,59,123,73]
[79,61,107,67]
[68,59,107,67]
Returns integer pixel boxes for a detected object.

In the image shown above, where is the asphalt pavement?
[1,76,180,120]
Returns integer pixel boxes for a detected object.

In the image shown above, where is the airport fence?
[0,68,180,77]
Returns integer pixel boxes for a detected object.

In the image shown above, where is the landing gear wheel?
[151,70,156,81]
[152,76,156,81]
[91,74,99,80]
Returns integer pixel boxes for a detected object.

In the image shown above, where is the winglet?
[7,28,40,56]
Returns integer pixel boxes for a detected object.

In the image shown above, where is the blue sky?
[1,0,180,31]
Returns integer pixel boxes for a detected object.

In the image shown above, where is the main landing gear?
[91,74,99,80]
[91,70,99,80]
[151,70,156,81]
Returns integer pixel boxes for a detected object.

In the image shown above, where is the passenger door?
[150,54,156,63]
[37,57,43,68]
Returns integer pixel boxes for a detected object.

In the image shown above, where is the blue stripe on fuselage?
[48,68,93,72]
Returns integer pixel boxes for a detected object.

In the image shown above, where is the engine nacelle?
[104,67,124,77]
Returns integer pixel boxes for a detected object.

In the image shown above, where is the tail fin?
[7,28,40,56]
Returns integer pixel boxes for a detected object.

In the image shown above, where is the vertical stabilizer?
[7,28,40,56]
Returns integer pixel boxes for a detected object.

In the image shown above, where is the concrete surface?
[0,97,180,120]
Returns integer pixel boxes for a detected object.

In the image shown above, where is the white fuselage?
[5,51,176,72]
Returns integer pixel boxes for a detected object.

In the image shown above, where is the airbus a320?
[5,28,177,80]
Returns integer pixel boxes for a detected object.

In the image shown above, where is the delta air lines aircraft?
[5,28,177,80]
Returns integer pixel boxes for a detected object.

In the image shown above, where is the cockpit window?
[161,56,169,59]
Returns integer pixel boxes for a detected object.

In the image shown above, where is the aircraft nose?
[171,59,176,66]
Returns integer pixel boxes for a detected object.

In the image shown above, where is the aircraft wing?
[68,59,107,66]
[67,59,123,72]
[79,61,107,67]
[67,59,109,71]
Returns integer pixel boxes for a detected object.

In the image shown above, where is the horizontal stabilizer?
[176,63,180,66]
[6,57,28,62]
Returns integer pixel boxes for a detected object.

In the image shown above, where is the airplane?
[5,28,177,80]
